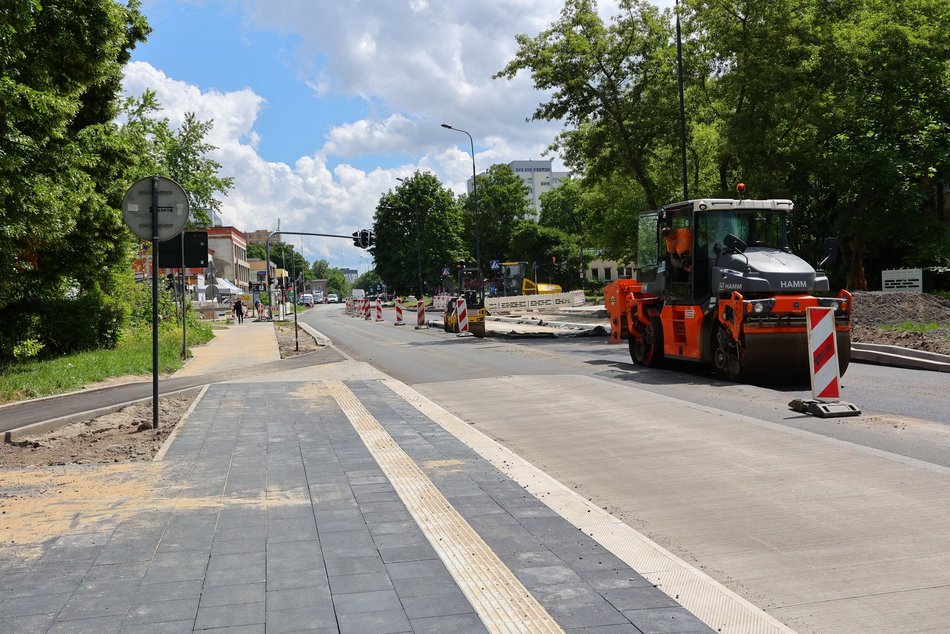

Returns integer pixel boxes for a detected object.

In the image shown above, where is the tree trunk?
[846,233,867,291]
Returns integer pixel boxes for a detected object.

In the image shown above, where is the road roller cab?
[605,191,852,381]
[443,265,488,337]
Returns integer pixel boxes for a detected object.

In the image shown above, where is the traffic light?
[352,229,375,249]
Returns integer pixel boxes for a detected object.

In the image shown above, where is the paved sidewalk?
[0,322,754,633]
[173,321,281,378]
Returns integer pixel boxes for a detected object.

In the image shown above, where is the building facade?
[245,229,281,248]
[207,227,250,291]
[468,160,570,214]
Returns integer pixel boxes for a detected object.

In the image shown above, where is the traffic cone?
[415,300,428,329]
[457,297,473,337]
[394,297,405,325]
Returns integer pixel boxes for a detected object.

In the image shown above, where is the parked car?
[327,293,339,303]
[298,293,314,307]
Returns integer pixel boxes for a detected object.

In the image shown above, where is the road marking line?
[328,380,563,634]
[384,378,795,634]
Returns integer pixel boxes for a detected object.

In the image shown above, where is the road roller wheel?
[630,317,663,367]
[714,327,743,381]
[470,321,486,338]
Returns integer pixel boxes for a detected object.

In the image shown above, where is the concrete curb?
[851,343,950,373]
[3,385,206,443]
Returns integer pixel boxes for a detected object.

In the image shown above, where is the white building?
[468,159,570,214]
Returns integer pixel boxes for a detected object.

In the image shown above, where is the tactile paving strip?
[329,380,563,634]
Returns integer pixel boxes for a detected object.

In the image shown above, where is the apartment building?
[206,226,250,291]
[468,159,570,214]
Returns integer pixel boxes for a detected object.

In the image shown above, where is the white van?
[351,289,365,300]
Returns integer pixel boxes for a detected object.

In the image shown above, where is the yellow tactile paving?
[329,380,563,634]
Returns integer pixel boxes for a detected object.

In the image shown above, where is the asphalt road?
[306,304,950,468]
[304,303,950,633]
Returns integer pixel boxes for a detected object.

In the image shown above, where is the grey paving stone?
[197,582,265,608]
[194,600,264,630]
[214,525,266,542]
[579,569,654,591]
[515,564,586,588]
[377,543,438,564]
[203,562,265,587]
[371,529,430,550]
[0,612,57,632]
[1,591,72,617]
[332,588,402,615]
[319,528,375,551]
[265,585,332,612]
[385,558,449,580]
[133,579,203,604]
[58,592,135,621]
[265,606,338,633]
[123,597,199,625]
[564,624,642,633]
[362,509,413,524]
[391,572,460,599]
[209,538,263,556]
[83,562,149,583]
[266,568,330,592]
[73,576,140,599]
[329,571,394,595]
[400,590,474,619]
[194,624,263,633]
[120,620,195,633]
[336,608,411,634]
[602,586,681,612]
[409,612,488,634]
[530,582,606,607]
[622,607,714,633]
[208,550,265,572]
[324,555,387,577]
[48,614,124,634]
[546,598,632,629]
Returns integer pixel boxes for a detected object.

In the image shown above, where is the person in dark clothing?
[232,298,245,324]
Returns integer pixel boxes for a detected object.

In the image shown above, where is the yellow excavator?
[501,261,562,295]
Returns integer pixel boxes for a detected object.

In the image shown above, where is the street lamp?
[396,177,425,301]
[441,123,480,270]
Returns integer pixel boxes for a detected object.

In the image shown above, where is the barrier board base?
[788,399,862,418]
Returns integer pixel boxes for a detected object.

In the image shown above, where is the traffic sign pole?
[151,176,160,430]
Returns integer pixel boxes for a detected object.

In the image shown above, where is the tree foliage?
[499,0,950,289]
[372,171,465,296]
[0,0,150,361]
[459,163,533,266]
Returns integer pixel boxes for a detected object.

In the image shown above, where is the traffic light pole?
[264,231,361,320]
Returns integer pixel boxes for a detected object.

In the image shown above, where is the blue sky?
[124,0,672,270]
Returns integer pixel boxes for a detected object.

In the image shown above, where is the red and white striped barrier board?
[375,297,383,322]
[363,299,371,320]
[806,306,840,400]
[415,301,427,329]
[456,297,473,337]
[394,297,405,325]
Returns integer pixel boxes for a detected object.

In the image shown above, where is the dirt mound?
[851,291,950,327]
[851,291,950,355]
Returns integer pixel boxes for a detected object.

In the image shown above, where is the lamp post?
[396,177,424,301]
[441,123,480,270]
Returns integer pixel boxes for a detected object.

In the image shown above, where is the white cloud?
[122,1,663,265]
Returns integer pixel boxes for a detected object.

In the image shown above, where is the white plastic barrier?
[806,306,841,400]
[486,290,585,313]
[882,268,922,293]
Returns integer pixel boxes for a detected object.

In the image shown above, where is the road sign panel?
[122,176,190,242]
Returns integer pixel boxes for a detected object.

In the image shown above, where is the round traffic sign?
[122,176,190,241]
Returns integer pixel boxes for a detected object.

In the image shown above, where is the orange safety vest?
[664,228,692,258]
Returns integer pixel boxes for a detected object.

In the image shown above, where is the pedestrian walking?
[232,298,245,324]
[255,298,263,321]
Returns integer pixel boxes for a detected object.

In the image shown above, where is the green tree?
[373,171,465,296]
[496,0,680,209]
[0,0,150,360]
[539,178,585,234]
[120,91,234,228]
[459,164,532,266]
[508,221,579,290]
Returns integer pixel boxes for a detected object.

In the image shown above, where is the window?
[604,267,612,281]
[591,268,599,280]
